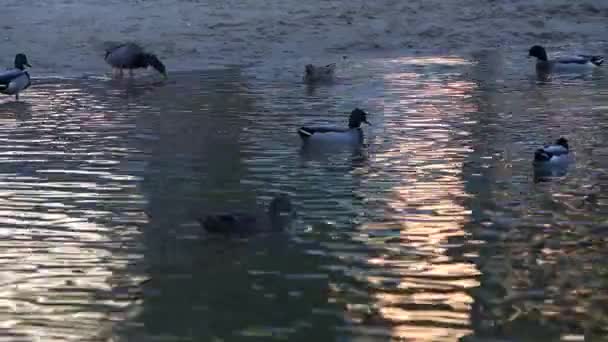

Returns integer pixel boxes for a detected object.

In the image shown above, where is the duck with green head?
[0,54,32,101]
[529,45,603,73]
[298,108,371,146]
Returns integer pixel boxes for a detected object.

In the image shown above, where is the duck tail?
[534,149,552,162]
[590,56,604,66]
[298,127,314,138]
[581,55,604,66]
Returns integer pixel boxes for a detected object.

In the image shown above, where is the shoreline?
[3,0,607,76]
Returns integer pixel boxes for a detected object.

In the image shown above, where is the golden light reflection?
[0,80,146,341]
[351,57,481,341]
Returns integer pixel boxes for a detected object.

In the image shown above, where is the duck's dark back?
[200,213,263,235]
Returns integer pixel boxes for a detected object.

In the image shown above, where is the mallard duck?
[298,108,370,145]
[104,42,167,78]
[0,54,32,101]
[534,137,571,164]
[529,45,603,72]
[198,194,294,236]
[303,63,336,83]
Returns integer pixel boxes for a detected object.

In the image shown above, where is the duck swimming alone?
[298,108,371,145]
[0,54,32,101]
[529,45,603,72]
[303,63,336,83]
[534,137,571,164]
[104,42,167,78]
[199,194,294,236]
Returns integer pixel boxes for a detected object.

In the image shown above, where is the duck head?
[14,53,31,70]
[267,194,294,231]
[555,137,569,149]
[348,108,371,128]
[144,53,167,78]
[529,45,548,61]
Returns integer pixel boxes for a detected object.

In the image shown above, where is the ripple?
[0,54,606,341]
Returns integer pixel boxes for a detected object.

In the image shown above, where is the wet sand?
[2,0,607,76]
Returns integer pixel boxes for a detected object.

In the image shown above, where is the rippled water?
[0,53,607,341]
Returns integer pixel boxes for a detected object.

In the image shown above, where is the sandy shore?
[2,0,607,76]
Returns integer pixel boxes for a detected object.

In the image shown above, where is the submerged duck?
[298,108,371,145]
[198,194,294,236]
[303,63,336,83]
[534,137,571,164]
[104,42,167,78]
[0,54,32,101]
[529,45,603,72]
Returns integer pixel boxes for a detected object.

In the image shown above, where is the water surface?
[0,54,607,341]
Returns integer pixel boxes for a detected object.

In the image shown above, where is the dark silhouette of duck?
[104,42,167,78]
[198,194,294,236]
[0,53,32,100]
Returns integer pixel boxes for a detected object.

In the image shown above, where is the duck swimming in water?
[529,45,603,73]
[298,108,371,146]
[104,42,167,78]
[533,137,572,182]
[303,63,336,83]
[0,54,32,101]
[198,194,294,236]
[534,137,571,165]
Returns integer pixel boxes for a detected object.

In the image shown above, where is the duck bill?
[364,120,372,126]
[25,62,32,67]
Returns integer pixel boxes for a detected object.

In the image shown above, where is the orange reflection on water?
[359,57,480,341]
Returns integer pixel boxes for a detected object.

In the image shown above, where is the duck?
[0,54,32,101]
[528,45,603,72]
[198,194,294,236]
[303,63,336,83]
[104,42,167,78]
[298,108,371,145]
[533,137,571,165]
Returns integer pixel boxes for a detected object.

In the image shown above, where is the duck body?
[198,194,294,236]
[303,63,336,83]
[298,108,370,146]
[533,137,571,165]
[298,126,364,145]
[104,42,167,78]
[529,45,603,73]
[0,54,31,100]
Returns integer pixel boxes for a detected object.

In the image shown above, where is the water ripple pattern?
[0,53,607,341]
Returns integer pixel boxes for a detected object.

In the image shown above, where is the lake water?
[0,53,607,341]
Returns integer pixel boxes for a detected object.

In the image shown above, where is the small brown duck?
[303,63,336,83]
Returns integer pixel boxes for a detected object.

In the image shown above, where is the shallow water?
[0,54,607,341]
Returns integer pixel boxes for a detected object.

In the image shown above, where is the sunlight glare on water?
[0,53,606,341]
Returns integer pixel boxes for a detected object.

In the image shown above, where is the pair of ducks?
[201,135,571,236]
[0,43,167,100]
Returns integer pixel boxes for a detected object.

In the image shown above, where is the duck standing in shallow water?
[298,108,371,146]
[199,194,294,236]
[0,54,32,101]
[529,45,603,73]
[303,63,336,84]
[104,42,167,78]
